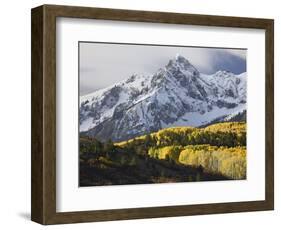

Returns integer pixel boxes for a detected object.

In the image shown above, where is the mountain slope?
[79,122,246,186]
[80,54,247,142]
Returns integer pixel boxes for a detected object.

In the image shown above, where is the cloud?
[225,49,247,59]
[79,43,246,95]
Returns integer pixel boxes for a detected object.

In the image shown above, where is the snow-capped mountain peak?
[165,54,199,76]
[80,54,247,142]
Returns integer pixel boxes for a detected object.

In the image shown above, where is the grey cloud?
[79,42,246,95]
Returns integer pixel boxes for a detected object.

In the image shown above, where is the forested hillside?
[80,122,246,186]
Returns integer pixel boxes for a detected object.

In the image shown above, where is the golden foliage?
[204,122,246,134]
[114,122,247,180]
[116,122,246,147]
[178,145,246,179]
[148,146,183,161]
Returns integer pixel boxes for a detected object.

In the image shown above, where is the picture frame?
[31,4,274,225]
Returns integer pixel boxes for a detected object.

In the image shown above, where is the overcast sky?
[79,42,246,96]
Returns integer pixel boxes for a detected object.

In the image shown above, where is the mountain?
[80,54,247,142]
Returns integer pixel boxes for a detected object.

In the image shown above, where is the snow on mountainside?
[80,54,247,142]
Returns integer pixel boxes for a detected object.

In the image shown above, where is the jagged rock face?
[80,55,247,142]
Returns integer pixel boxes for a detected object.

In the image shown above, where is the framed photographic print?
[31,4,274,225]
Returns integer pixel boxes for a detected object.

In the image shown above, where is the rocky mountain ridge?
[80,54,246,142]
